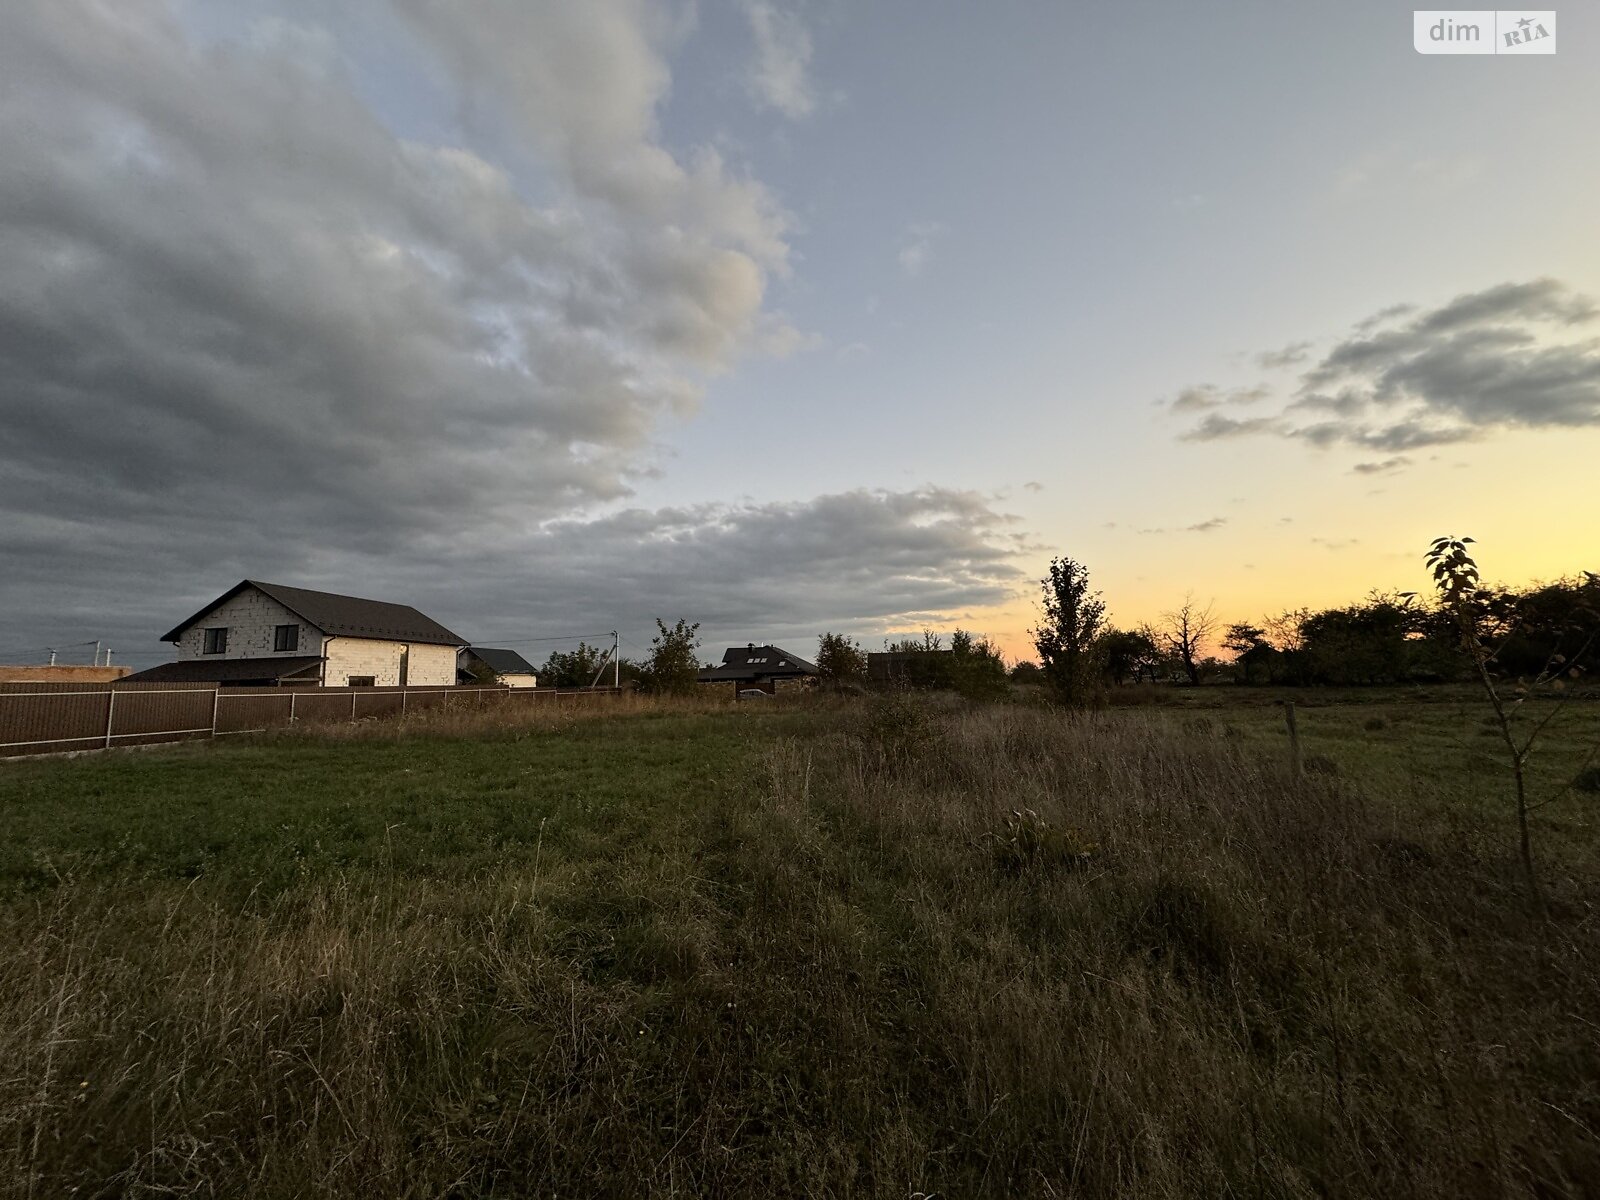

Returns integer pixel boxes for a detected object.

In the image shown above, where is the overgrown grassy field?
[3,692,1598,1197]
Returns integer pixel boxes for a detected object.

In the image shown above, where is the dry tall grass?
[274,686,742,742]
[2,700,1596,1196]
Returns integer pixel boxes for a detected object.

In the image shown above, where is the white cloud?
[898,221,945,276]
[738,0,817,119]
[0,1,1041,667]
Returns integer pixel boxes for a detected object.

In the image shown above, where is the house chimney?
[747,642,754,652]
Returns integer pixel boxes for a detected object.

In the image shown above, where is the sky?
[1,0,1597,671]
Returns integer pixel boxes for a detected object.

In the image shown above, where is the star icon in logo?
[1517,16,1534,29]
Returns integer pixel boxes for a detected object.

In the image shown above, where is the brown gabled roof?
[122,656,323,684]
[161,580,466,646]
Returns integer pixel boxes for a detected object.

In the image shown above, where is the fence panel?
[0,683,219,756]
[214,691,294,735]
[110,688,217,743]
[0,689,113,754]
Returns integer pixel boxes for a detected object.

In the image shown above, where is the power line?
[0,639,101,657]
[470,632,616,646]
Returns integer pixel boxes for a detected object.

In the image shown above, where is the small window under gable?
[203,627,227,655]
[274,624,299,652]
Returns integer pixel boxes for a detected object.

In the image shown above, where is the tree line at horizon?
[523,551,1598,700]
[1017,551,1600,703]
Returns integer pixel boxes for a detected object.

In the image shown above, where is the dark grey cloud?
[1352,303,1416,334]
[0,2,1027,667]
[1178,413,1283,441]
[1409,279,1595,335]
[1173,279,1600,458]
[1133,517,1228,535]
[1168,383,1270,412]
[1350,456,1411,476]
[1255,341,1313,369]
[1,488,1031,669]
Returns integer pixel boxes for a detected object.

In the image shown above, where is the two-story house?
[124,580,467,687]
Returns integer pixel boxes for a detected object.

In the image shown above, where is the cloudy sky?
[2,1,1597,670]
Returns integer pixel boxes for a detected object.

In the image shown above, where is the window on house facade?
[274,624,299,652]
[202,627,227,655]
[347,675,375,687]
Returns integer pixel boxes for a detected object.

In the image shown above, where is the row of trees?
[532,549,1595,704]
[816,628,1010,700]
[537,619,702,693]
[1028,555,1600,700]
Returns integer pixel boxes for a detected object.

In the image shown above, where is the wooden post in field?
[1285,701,1303,778]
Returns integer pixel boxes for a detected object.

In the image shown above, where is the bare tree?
[1160,594,1217,686]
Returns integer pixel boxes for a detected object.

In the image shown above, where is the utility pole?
[613,631,620,689]
[47,648,56,666]
[93,640,102,667]
[105,649,114,667]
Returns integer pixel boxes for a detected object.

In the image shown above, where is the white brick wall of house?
[175,590,324,661]
[324,638,457,688]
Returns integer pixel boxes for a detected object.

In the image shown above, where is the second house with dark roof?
[459,646,539,689]
[125,580,467,687]
[697,643,819,695]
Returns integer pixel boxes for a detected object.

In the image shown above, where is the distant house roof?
[697,643,818,683]
[465,647,537,675]
[161,580,466,647]
[122,656,324,685]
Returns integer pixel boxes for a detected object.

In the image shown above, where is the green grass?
[2,692,1598,1197]
[1142,690,1600,881]
[1,715,757,898]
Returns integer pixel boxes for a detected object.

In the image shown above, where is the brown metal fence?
[0,682,623,759]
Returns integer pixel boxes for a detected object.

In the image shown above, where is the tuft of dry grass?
[2,698,1597,1196]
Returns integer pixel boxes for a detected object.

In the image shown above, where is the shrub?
[1304,753,1339,776]
[989,807,1097,874]
[859,691,935,767]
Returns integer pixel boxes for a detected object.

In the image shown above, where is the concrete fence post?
[351,690,358,721]
[104,689,116,750]
[289,692,297,723]
[211,688,220,738]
